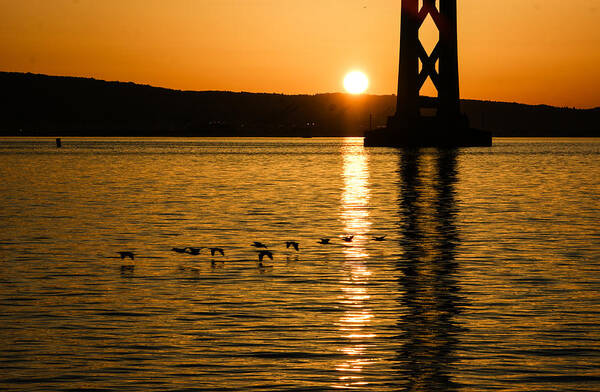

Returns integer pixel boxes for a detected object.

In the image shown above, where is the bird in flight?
[186,247,203,255]
[210,247,225,257]
[341,235,354,242]
[258,250,273,262]
[117,251,135,260]
[252,241,268,248]
[286,241,299,251]
[317,238,331,244]
[373,235,386,241]
[172,247,188,253]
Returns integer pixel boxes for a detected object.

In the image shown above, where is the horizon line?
[2,69,598,111]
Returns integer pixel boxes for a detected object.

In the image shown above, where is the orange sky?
[1,0,599,108]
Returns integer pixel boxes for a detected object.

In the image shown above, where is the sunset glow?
[0,0,598,107]
[344,71,369,95]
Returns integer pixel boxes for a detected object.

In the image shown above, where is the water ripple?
[0,137,599,391]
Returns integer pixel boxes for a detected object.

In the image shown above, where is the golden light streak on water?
[334,139,376,389]
[340,140,371,259]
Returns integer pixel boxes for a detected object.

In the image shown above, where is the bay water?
[1,137,599,391]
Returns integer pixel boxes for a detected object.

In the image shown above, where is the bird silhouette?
[373,235,386,241]
[172,247,187,253]
[252,241,268,248]
[210,247,225,257]
[117,251,135,260]
[341,235,354,242]
[185,247,203,255]
[286,241,299,251]
[317,238,331,244]
[258,250,273,262]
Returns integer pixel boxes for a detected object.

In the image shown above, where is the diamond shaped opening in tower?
[419,12,438,57]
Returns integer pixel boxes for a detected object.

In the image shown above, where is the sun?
[343,71,369,94]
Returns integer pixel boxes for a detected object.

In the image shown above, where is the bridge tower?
[364,0,491,147]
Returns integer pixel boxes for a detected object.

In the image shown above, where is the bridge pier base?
[365,111,491,147]
[364,122,492,148]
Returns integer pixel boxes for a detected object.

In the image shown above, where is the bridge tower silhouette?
[364,0,491,147]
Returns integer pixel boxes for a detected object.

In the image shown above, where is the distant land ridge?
[1,71,598,137]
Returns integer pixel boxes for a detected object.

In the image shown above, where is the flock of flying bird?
[116,235,387,268]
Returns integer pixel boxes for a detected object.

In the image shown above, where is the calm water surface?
[0,137,599,391]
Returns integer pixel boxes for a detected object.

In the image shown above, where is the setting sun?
[343,71,369,95]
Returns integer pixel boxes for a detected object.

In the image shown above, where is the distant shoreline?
[1,71,598,138]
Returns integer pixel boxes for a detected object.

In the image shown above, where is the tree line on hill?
[1,71,598,137]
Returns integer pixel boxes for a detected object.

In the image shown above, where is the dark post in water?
[364,0,491,147]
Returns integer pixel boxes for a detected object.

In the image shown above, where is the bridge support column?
[365,0,491,147]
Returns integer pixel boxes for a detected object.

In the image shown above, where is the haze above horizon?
[1,0,598,108]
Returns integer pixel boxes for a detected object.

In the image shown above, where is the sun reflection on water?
[340,140,371,259]
[334,139,375,389]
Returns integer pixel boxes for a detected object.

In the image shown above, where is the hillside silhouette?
[1,72,598,137]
